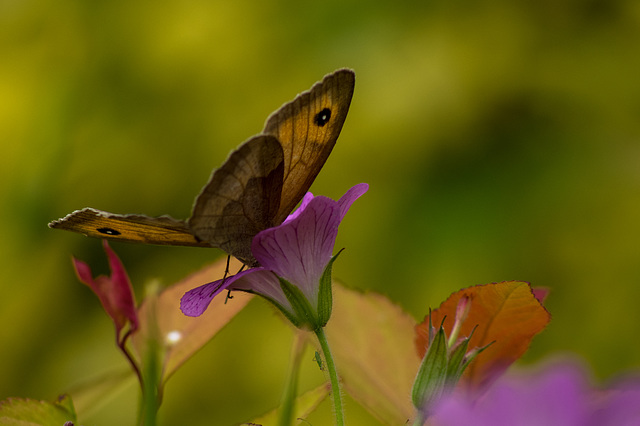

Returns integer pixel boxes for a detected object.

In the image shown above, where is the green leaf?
[0,395,77,426]
[64,368,135,419]
[241,383,330,425]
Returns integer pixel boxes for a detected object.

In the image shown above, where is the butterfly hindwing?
[188,135,285,266]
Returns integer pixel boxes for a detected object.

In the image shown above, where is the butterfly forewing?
[188,135,284,266]
[263,69,355,224]
[48,208,209,246]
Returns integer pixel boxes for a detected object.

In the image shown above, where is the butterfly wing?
[188,135,285,266]
[263,68,355,224]
[48,208,209,247]
[48,69,354,264]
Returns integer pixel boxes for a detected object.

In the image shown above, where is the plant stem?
[412,410,426,426]
[278,330,307,426]
[139,335,160,426]
[138,287,161,426]
[314,327,344,426]
[118,329,144,393]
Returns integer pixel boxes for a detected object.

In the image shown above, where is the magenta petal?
[180,269,253,317]
[338,183,368,220]
[252,196,340,299]
[73,241,138,337]
[73,257,94,287]
[228,268,293,312]
[434,362,591,426]
[590,377,640,426]
[180,281,222,317]
[103,240,139,330]
[284,192,314,224]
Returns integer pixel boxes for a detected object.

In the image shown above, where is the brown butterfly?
[49,69,355,267]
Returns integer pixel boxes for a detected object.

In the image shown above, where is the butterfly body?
[49,69,356,266]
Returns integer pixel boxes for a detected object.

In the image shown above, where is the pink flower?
[431,359,640,426]
[180,184,368,329]
[73,240,141,382]
[73,240,139,342]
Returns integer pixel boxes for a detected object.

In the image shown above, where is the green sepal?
[458,341,494,379]
[317,251,341,327]
[260,291,304,328]
[446,337,471,388]
[446,325,486,387]
[279,276,319,329]
[411,326,448,412]
[427,309,435,345]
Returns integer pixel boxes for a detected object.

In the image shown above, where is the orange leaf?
[415,281,550,394]
[133,257,252,382]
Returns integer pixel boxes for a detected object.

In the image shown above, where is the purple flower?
[180,184,368,329]
[431,359,640,426]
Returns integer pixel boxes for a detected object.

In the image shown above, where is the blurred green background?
[2,0,640,424]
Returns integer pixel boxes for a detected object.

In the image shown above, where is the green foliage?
[0,395,77,426]
[3,0,640,424]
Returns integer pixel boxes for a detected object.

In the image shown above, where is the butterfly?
[49,69,356,267]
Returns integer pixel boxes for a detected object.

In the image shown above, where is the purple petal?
[250,184,368,301]
[180,269,254,317]
[228,268,293,313]
[590,377,640,426]
[338,183,368,221]
[284,192,314,224]
[433,361,590,426]
[252,196,340,300]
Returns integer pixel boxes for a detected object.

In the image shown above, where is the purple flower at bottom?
[181,184,368,329]
[431,359,640,426]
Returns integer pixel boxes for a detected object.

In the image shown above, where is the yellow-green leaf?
[241,383,330,425]
[0,394,77,426]
[324,284,420,425]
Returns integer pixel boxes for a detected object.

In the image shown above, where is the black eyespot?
[314,108,332,127]
[97,227,121,236]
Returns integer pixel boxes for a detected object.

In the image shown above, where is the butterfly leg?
[223,258,247,304]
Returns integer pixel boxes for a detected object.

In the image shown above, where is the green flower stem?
[314,327,344,426]
[139,286,162,426]
[412,410,426,426]
[139,335,160,426]
[278,331,307,426]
